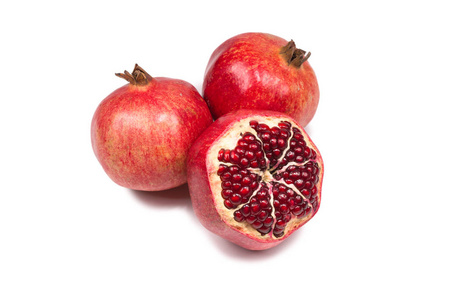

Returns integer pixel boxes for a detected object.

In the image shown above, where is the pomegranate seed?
[245,151,255,160]
[232,174,243,182]
[246,215,256,224]
[249,120,258,128]
[240,186,251,196]
[303,147,311,158]
[279,121,291,128]
[288,199,296,209]
[273,229,284,237]
[277,138,286,148]
[258,210,269,221]
[305,181,314,190]
[294,179,305,189]
[240,158,250,167]
[278,185,287,193]
[301,189,311,198]
[279,204,289,214]
[249,143,259,151]
[224,149,231,161]
[255,151,264,159]
[230,151,240,163]
[258,226,271,235]
[305,206,312,215]
[290,140,297,147]
[295,156,304,163]
[263,216,274,226]
[241,176,251,186]
[224,200,233,209]
[257,124,270,131]
[229,166,239,174]
[231,183,241,191]
[270,127,280,136]
[234,210,244,222]
[285,151,295,161]
[221,181,232,189]
[279,129,290,139]
[250,181,258,189]
[221,189,233,199]
[251,203,261,214]
[301,171,310,179]
[237,140,249,148]
[250,161,259,168]
[272,148,282,157]
[260,132,271,142]
[217,164,227,175]
[259,199,269,209]
[230,193,242,205]
[221,172,231,181]
[241,204,251,217]
[284,178,293,184]
[252,220,263,229]
[278,193,288,202]
[292,206,303,216]
[290,170,301,179]
[218,149,225,161]
[276,219,286,228]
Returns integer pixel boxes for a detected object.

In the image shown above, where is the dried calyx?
[216,120,321,238]
[280,40,311,68]
[115,64,153,86]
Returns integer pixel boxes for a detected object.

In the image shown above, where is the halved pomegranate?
[187,110,324,250]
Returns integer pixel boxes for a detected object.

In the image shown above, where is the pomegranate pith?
[187,110,324,250]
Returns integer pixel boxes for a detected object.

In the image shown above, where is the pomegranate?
[91,64,213,191]
[187,110,323,250]
[202,32,320,127]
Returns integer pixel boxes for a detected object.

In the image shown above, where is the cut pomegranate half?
[187,110,324,250]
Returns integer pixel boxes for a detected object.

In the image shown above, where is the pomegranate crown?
[115,64,153,86]
[280,40,311,68]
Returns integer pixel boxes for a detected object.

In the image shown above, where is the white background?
[1,1,448,299]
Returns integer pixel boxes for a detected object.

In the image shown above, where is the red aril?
[187,110,324,250]
[202,32,320,127]
[91,64,213,191]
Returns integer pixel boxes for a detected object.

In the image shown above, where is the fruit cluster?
[91,32,323,250]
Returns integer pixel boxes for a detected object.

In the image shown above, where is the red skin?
[92,77,213,191]
[187,110,324,250]
[203,32,320,127]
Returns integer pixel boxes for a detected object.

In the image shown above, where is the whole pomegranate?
[187,110,323,250]
[91,64,213,191]
[202,32,320,127]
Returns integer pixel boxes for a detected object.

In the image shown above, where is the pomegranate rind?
[187,110,323,250]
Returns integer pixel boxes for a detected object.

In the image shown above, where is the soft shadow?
[193,81,203,94]
[210,228,305,260]
[129,183,193,213]
[303,123,314,136]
